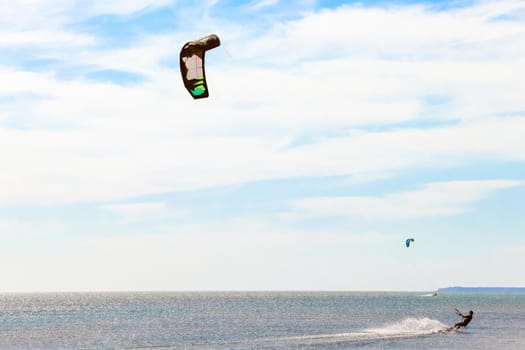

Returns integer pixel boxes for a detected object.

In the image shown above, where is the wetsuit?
[453,311,473,330]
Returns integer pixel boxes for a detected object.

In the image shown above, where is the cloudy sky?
[1,0,524,292]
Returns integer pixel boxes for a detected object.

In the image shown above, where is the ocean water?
[0,292,524,349]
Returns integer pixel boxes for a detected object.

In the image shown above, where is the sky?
[1,0,524,292]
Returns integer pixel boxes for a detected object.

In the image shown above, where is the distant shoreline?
[438,287,525,294]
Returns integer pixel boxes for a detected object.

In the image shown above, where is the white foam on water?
[270,317,449,347]
[365,317,448,337]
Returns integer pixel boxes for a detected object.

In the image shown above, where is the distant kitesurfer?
[449,309,473,331]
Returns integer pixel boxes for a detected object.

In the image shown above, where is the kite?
[179,34,221,99]
[405,238,414,248]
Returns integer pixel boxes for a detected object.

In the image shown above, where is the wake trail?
[268,317,450,347]
[158,318,452,349]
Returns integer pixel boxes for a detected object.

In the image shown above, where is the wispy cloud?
[0,217,66,241]
[291,180,523,220]
[0,0,177,27]
[1,0,524,291]
[1,111,524,205]
[234,1,525,63]
[0,30,94,47]
[248,0,280,10]
[0,217,391,291]
[100,202,181,222]
[84,0,176,16]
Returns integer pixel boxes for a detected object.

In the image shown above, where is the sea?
[0,292,524,349]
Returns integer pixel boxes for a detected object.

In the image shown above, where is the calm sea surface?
[0,292,524,349]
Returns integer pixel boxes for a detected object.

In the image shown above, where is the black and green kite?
[179,34,221,99]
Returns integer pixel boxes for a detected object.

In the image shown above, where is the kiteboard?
[445,326,460,332]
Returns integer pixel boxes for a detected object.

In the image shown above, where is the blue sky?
[1,0,524,292]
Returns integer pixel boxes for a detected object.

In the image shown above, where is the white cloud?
[249,0,280,10]
[339,172,395,186]
[234,1,525,63]
[0,0,177,28]
[0,30,94,47]
[0,0,524,292]
[0,1,524,207]
[0,217,66,241]
[509,244,525,253]
[1,110,525,205]
[291,180,523,220]
[0,219,33,238]
[100,202,183,222]
[85,0,175,16]
[1,216,523,291]
[0,218,393,291]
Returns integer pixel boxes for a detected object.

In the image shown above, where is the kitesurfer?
[449,309,473,331]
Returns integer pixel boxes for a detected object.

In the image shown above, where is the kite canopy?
[179,34,221,99]
[405,238,415,248]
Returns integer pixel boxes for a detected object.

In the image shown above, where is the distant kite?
[405,238,414,248]
[180,34,221,99]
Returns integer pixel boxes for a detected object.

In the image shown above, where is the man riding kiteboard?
[448,308,474,331]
